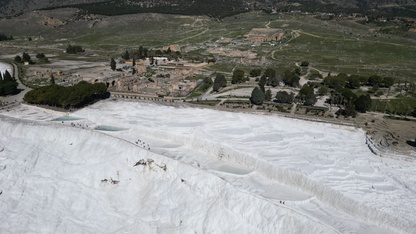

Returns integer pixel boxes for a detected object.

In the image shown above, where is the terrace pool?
[94,125,127,131]
[51,116,84,121]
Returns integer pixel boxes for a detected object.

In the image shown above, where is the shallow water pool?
[94,125,127,131]
[51,116,84,121]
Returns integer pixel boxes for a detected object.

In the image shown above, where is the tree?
[268,76,279,87]
[372,84,380,93]
[132,58,136,74]
[36,53,49,63]
[66,45,84,54]
[122,50,130,60]
[283,69,300,87]
[368,75,383,86]
[0,33,13,41]
[309,72,323,80]
[207,57,216,63]
[274,91,294,104]
[264,68,276,79]
[250,86,265,105]
[264,68,278,87]
[24,81,109,108]
[259,85,265,95]
[299,85,314,97]
[324,74,347,90]
[110,58,116,71]
[346,75,361,89]
[138,46,144,57]
[299,85,316,106]
[22,52,31,63]
[383,77,394,87]
[249,69,261,77]
[36,53,45,59]
[199,77,213,92]
[0,79,18,96]
[317,86,328,95]
[359,76,368,84]
[304,95,317,106]
[231,69,244,84]
[337,73,349,81]
[294,68,301,76]
[336,103,357,118]
[14,55,22,63]
[340,88,357,103]
[300,61,309,66]
[153,49,163,56]
[3,70,13,81]
[50,74,55,85]
[412,107,416,117]
[354,94,372,113]
[258,75,267,87]
[265,89,272,101]
[213,73,227,92]
[143,48,149,57]
[0,70,17,96]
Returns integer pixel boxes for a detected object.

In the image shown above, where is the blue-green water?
[94,125,127,131]
[51,116,83,121]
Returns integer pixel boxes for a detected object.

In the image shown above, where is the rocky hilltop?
[0,0,105,17]
[1,0,415,18]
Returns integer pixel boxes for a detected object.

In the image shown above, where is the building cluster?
[245,28,285,42]
[112,58,208,98]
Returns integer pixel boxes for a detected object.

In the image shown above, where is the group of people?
[67,122,90,130]
[135,138,150,150]
[61,121,152,151]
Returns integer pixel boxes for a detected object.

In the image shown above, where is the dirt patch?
[353,113,416,154]
[206,48,257,59]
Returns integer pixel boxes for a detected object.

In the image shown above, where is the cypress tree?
[265,89,272,101]
[250,86,265,105]
[110,58,116,71]
[138,46,144,57]
[122,50,130,60]
[4,70,13,81]
[132,58,136,74]
[50,74,55,85]
[258,75,267,87]
[213,73,227,92]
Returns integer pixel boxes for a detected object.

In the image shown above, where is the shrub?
[375,90,384,97]
[300,61,309,66]
[66,45,85,54]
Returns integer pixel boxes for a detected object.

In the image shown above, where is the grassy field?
[371,97,416,115]
[1,10,415,82]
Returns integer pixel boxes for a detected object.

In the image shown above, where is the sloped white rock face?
[0,62,13,78]
[1,100,415,233]
[0,116,335,234]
